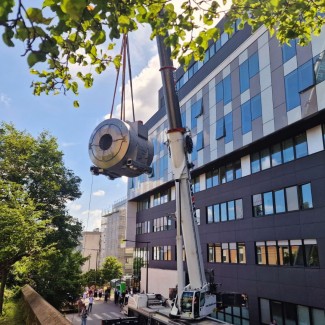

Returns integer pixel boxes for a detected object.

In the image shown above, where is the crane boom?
[156,35,216,319]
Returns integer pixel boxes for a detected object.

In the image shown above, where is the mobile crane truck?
[89,34,246,325]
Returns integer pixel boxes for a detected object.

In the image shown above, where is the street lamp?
[123,239,150,294]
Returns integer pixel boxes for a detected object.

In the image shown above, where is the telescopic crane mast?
[156,35,216,320]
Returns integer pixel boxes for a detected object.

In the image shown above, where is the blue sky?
[0,26,162,231]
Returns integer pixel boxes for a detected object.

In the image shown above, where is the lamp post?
[123,239,150,293]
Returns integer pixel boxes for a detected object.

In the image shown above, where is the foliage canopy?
[1,0,324,107]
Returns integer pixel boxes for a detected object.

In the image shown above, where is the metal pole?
[146,242,149,293]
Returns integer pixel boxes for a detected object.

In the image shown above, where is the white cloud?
[106,54,161,123]
[0,93,11,107]
[61,141,77,147]
[81,209,102,231]
[93,190,105,196]
[66,201,82,212]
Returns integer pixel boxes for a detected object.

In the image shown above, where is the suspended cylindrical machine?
[88,118,154,179]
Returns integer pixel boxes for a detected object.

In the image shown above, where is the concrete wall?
[21,285,71,325]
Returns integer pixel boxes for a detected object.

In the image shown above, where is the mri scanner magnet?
[89,118,154,179]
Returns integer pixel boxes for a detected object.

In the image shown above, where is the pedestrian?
[98,288,103,299]
[77,296,84,316]
[94,288,98,299]
[88,295,94,313]
[80,305,88,325]
[104,288,109,302]
[114,288,119,305]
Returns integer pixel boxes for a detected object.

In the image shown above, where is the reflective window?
[286,186,299,211]
[216,118,225,139]
[235,199,243,219]
[225,112,233,143]
[263,192,274,215]
[295,133,308,158]
[222,243,230,263]
[267,241,278,265]
[253,194,263,217]
[274,189,285,213]
[241,100,252,134]
[282,138,295,162]
[261,148,271,170]
[285,69,300,111]
[249,52,259,77]
[301,183,313,209]
[239,60,249,93]
[256,242,267,264]
[305,239,319,267]
[221,203,228,222]
[282,39,296,63]
[271,143,283,166]
[207,206,213,224]
[251,152,261,173]
[290,240,304,266]
[251,94,262,120]
[228,201,235,220]
[298,59,314,92]
[197,131,204,151]
[214,204,220,223]
[278,240,290,265]
[224,75,232,105]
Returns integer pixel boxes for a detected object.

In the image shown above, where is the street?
[65,298,126,325]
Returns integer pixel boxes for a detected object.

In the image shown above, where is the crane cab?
[179,290,216,320]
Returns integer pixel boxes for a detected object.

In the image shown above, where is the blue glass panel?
[285,70,300,111]
[220,203,227,221]
[240,60,249,93]
[274,189,286,213]
[224,112,233,143]
[282,39,296,63]
[263,192,274,215]
[282,138,294,163]
[224,75,232,104]
[216,81,223,103]
[192,98,203,117]
[197,131,204,150]
[249,52,259,77]
[228,201,235,220]
[213,204,220,222]
[298,59,314,92]
[181,111,186,128]
[251,94,262,120]
[241,101,252,134]
[216,118,225,139]
[209,44,216,57]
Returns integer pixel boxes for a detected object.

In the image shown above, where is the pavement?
[65,298,126,325]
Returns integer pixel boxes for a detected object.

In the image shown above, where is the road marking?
[111,312,122,318]
[102,313,112,318]
[93,314,102,319]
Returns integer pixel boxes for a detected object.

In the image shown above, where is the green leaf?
[60,0,86,20]
[91,30,106,45]
[27,51,47,68]
[2,27,14,47]
[73,100,79,108]
[0,0,14,21]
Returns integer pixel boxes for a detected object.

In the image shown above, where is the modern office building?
[126,19,325,325]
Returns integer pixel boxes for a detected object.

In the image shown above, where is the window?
[241,100,251,134]
[285,70,300,111]
[253,183,313,217]
[298,59,314,92]
[206,169,219,188]
[239,52,259,94]
[251,152,261,173]
[153,246,172,261]
[225,112,233,143]
[191,99,203,128]
[216,75,232,104]
[255,239,319,267]
[197,131,204,151]
[249,52,259,77]
[294,133,308,158]
[224,75,232,104]
[192,176,200,193]
[260,298,324,325]
[216,118,225,139]
[207,199,243,223]
[282,39,296,63]
[239,60,249,93]
[271,143,282,166]
[315,50,325,84]
[251,94,262,120]
[208,242,246,264]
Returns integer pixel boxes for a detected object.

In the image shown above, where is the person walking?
[114,288,119,305]
[104,288,109,302]
[77,297,84,316]
[80,305,88,325]
[88,295,94,313]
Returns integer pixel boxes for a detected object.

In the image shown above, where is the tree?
[0,122,84,309]
[100,256,123,284]
[0,1,324,106]
[0,180,49,314]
